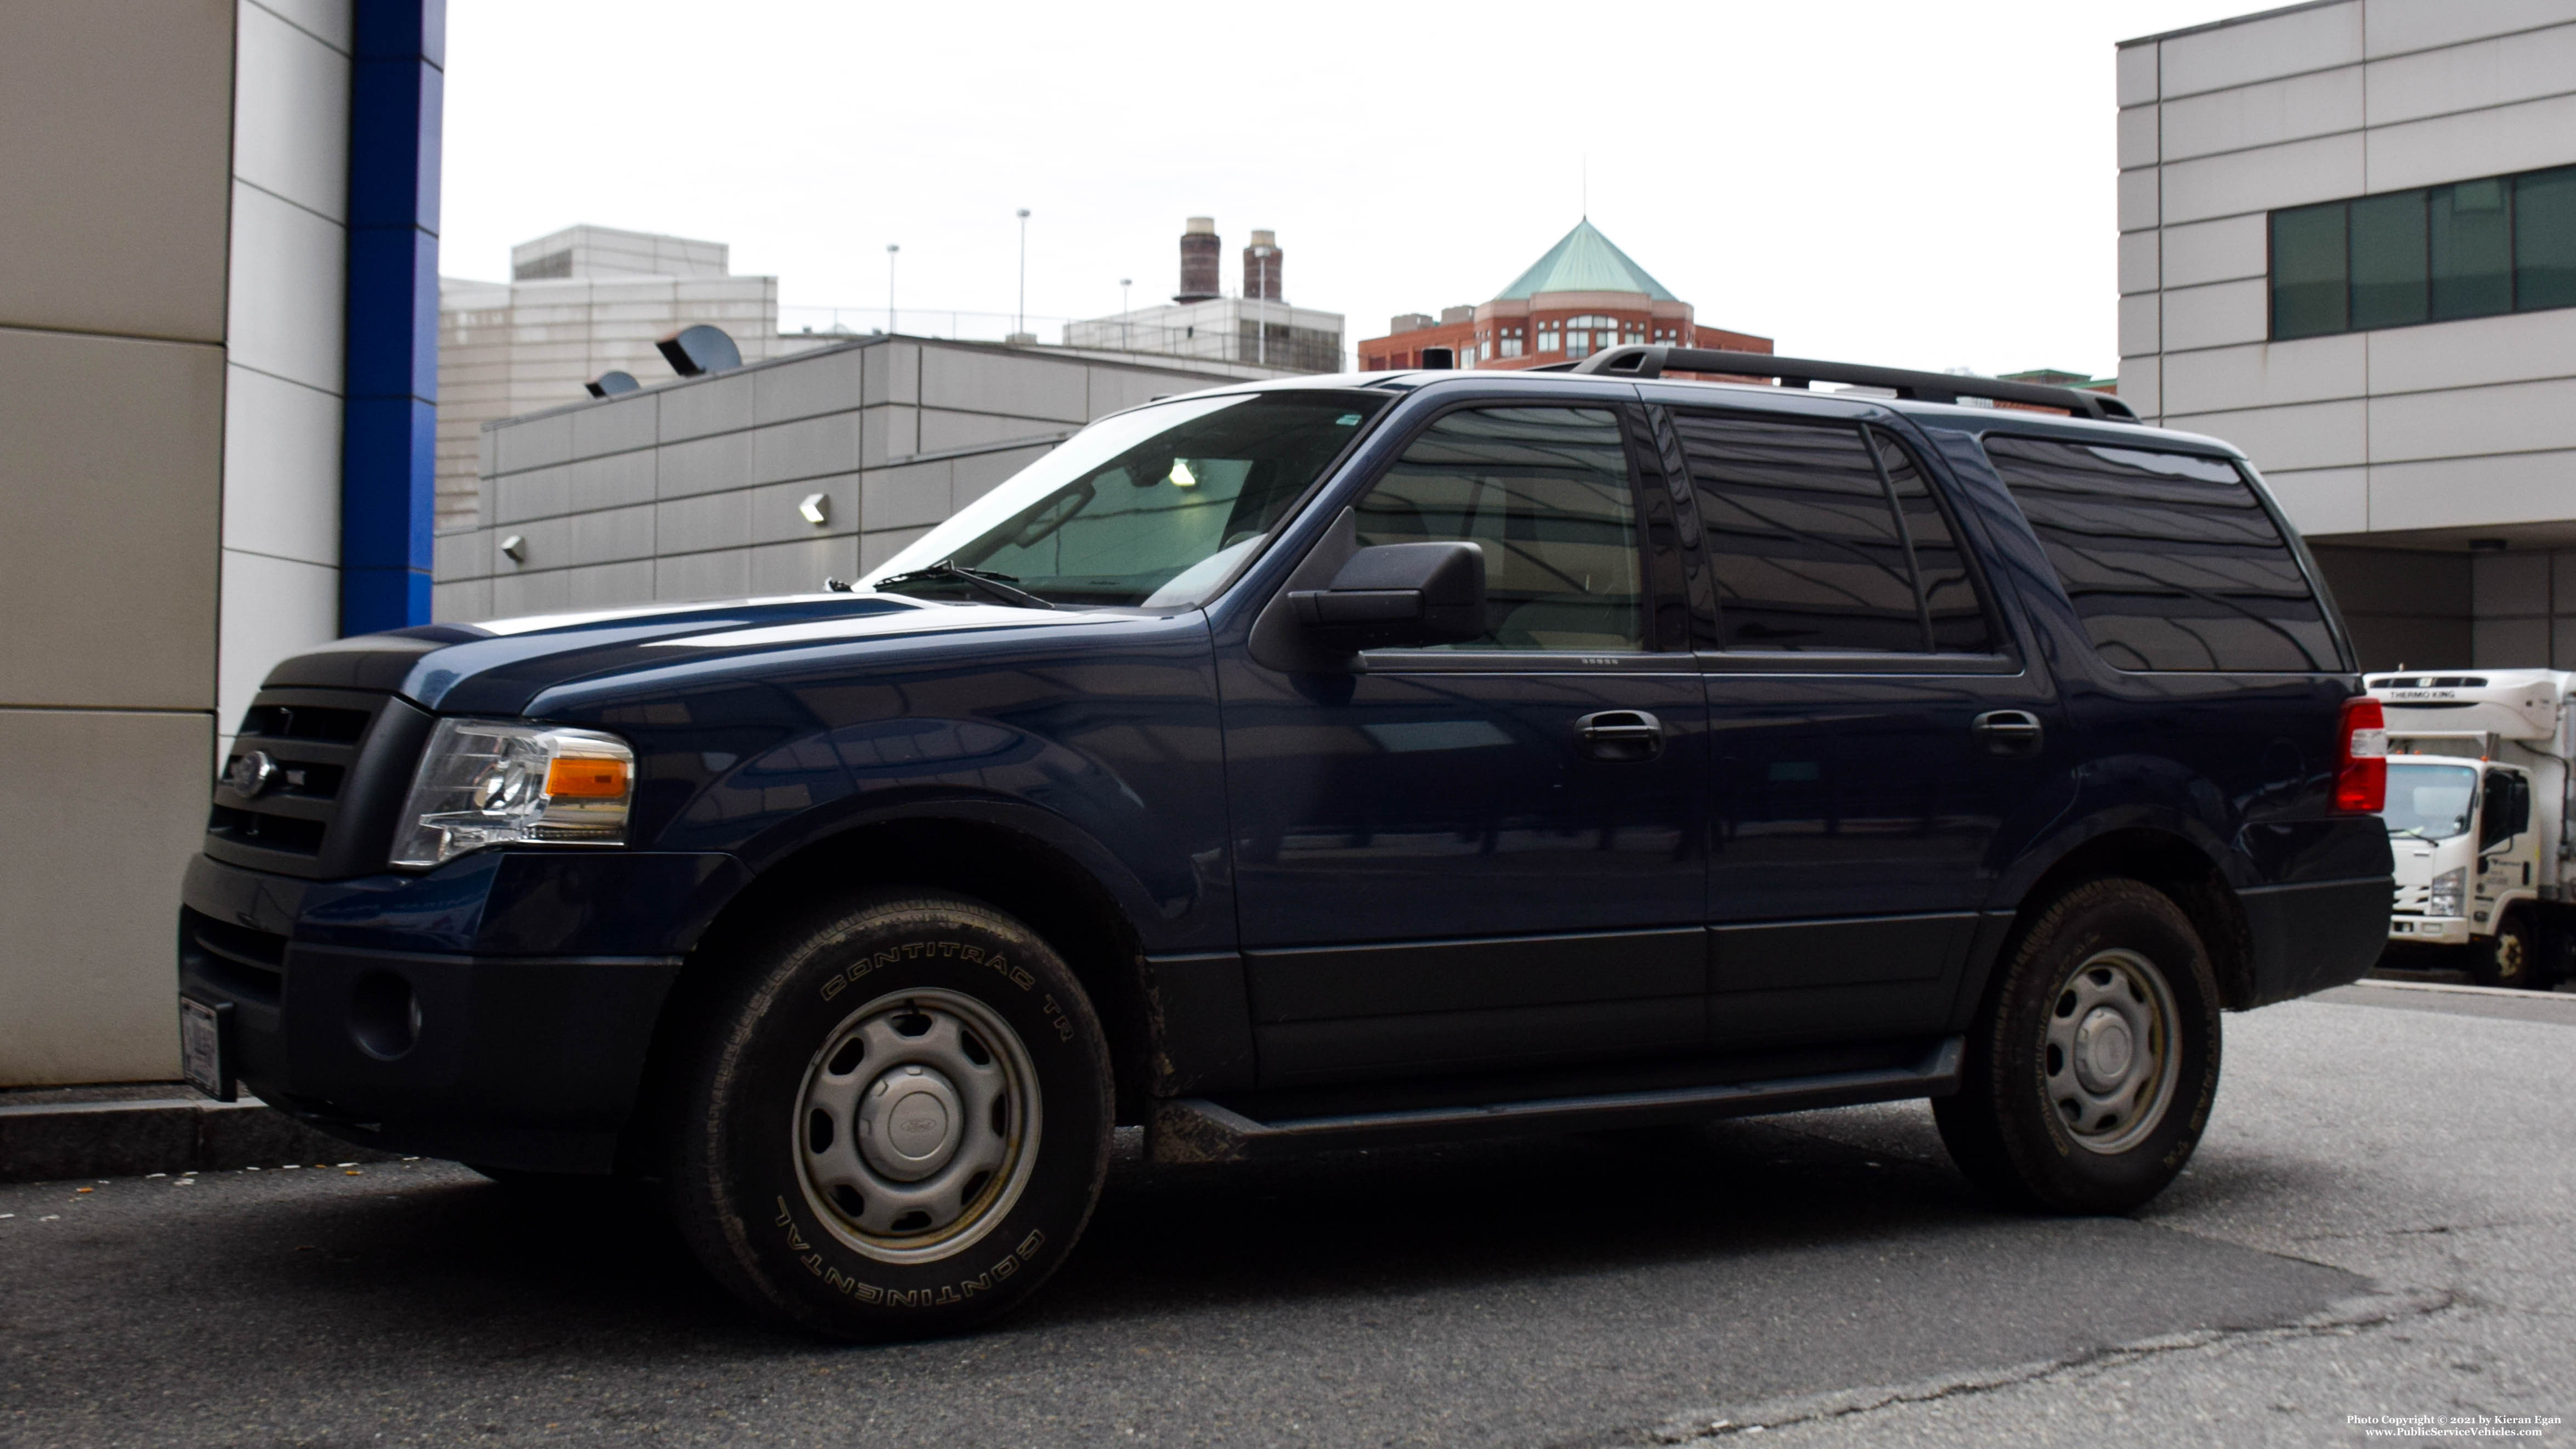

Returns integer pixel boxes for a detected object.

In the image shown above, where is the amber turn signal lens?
[545,757,630,799]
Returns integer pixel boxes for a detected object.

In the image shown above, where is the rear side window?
[1675,411,1994,653]
[1984,436,2338,672]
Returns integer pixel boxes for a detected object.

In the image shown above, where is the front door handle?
[1972,709,2045,757]
[1575,709,1663,762]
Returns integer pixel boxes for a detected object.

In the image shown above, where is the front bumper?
[178,848,748,1171]
[2387,913,2470,946]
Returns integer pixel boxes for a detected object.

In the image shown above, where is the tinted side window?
[1355,407,1644,651]
[1984,436,2338,672]
[1872,429,1994,653]
[1679,412,1937,652]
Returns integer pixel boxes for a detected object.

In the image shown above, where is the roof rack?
[1560,345,2142,424]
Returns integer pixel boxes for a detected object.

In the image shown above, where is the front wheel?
[667,890,1113,1339]
[2466,909,2537,990]
[1935,878,2222,1214]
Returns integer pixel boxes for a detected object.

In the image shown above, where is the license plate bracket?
[180,998,235,1102]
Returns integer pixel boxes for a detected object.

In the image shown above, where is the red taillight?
[2336,696,2387,813]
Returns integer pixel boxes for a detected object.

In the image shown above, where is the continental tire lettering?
[1016,1229,1046,1261]
[990,1255,1017,1280]
[802,1252,824,1276]
[774,1196,795,1227]
[821,975,846,1001]
[935,1286,963,1305]
[853,1282,882,1304]
[884,1289,922,1309]
[959,1270,994,1298]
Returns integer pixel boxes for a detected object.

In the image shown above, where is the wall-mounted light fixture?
[500,534,526,564]
[797,493,829,527]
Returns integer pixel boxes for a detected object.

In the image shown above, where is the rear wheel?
[1935,878,2222,1214]
[2467,909,2538,990]
[666,890,1113,1339]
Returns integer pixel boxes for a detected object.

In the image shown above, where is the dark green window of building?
[2518,166,2576,311]
[2271,203,2347,338]
[2268,162,2576,338]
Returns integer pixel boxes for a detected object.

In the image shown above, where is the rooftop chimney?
[1175,217,1220,303]
[1243,229,1282,301]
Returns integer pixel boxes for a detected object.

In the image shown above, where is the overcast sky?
[444,1,2256,379]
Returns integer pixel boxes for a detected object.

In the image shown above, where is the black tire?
[666,889,1113,1340]
[2466,909,2538,990]
[1934,878,2222,1214]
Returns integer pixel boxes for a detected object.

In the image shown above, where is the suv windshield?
[863,390,1389,608]
[2383,760,2478,839]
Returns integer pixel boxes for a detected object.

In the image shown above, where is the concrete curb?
[0,1095,395,1183]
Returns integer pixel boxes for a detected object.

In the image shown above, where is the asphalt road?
[3,981,2569,1448]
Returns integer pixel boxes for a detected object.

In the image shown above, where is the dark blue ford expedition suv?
[179,347,2394,1339]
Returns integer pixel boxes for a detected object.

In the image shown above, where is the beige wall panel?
[2159,65,2360,163]
[2116,357,2162,419]
[0,708,209,1086]
[2160,131,2364,225]
[2161,213,2268,289]
[0,0,235,341]
[2116,42,2160,108]
[2368,451,2576,533]
[2366,308,2576,397]
[2158,1,2359,99]
[2164,397,2366,473]
[2364,90,2576,193]
[2364,21,2576,127]
[2370,377,2576,463]
[2161,335,2365,415]
[0,327,220,709]
[2116,105,2159,171]
[2261,465,2368,537]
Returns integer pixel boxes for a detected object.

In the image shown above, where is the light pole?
[1119,278,1131,351]
[886,243,898,336]
[1015,208,1031,343]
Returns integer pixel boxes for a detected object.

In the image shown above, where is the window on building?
[1499,326,1525,360]
[1983,437,2337,673]
[1622,322,1647,345]
[1678,412,1991,654]
[1353,407,1644,651]
[1536,322,1561,353]
[2271,162,2576,338]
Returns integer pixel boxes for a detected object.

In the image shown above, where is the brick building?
[1358,219,1770,370]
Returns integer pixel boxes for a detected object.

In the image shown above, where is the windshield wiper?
[872,559,1056,610]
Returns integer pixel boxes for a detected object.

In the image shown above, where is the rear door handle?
[1972,709,2045,757]
[1575,709,1663,762]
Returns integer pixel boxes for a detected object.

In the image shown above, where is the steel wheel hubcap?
[2043,948,2181,1156]
[794,987,1040,1264]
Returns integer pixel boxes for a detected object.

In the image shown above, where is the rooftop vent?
[656,324,742,377]
[585,370,640,398]
[1176,217,1220,303]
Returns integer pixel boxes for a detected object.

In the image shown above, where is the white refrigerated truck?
[2368,669,2572,989]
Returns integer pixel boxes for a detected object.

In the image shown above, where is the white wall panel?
[2159,65,2360,162]
[2159,278,2267,352]
[224,180,346,394]
[2118,105,2159,169]
[2116,357,2161,418]
[2160,213,2268,288]
[2164,398,2366,473]
[2263,465,2368,536]
[2369,451,2576,533]
[2364,0,2576,59]
[217,548,338,742]
[2370,377,2576,462]
[2119,292,2160,357]
[2117,42,2159,107]
[230,1,348,222]
[2162,335,2365,414]
[2117,167,2159,233]
[2118,230,2160,296]
[2366,311,2576,397]
[2160,131,2364,224]
[2365,22,2576,127]
[2158,1,2359,98]
[2365,90,2576,193]
[221,364,341,568]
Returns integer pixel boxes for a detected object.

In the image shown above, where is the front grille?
[179,907,287,1007]
[2393,882,2431,913]
[203,687,433,879]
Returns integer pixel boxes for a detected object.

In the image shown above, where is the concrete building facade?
[1063,219,1344,373]
[438,225,826,533]
[2118,0,2576,669]
[0,0,442,1085]
[434,336,1277,622]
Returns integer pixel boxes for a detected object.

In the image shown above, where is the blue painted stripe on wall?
[341,0,445,637]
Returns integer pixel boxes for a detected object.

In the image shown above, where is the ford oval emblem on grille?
[225,750,279,797]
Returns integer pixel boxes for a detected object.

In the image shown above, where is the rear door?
[1644,402,2071,1049]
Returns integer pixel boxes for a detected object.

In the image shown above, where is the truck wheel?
[667,890,1113,1339]
[2467,910,2537,989]
[1934,878,2222,1214]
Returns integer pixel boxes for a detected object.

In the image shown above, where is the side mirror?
[1287,542,1485,652]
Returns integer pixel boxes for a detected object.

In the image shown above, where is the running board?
[1149,1037,1964,1164]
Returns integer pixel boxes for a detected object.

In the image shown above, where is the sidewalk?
[0,1084,393,1183]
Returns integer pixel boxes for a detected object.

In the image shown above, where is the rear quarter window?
[1983,435,2340,673]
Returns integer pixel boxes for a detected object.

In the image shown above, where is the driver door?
[1219,404,1708,1086]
